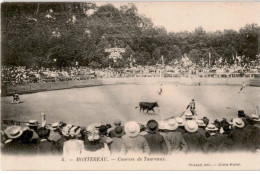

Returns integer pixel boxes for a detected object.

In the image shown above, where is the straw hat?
[205,124,218,131]
[4,126,23,139]
[158,121,167,130]
[62,124,73,136]
[51,122,61,130]
[175,117,185,126]
[184,120,198,133]
[232,118,245,128]
[26,120,38,127]
[165,119,178,130]
[196,120,206,127]
[146,120,159,133]
[250,114,260,122]
[125,121,140,137]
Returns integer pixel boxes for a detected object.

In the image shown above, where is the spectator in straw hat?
[144,120,167,155]
[163,119,188,154]
[63,126,84,160]
[230,118,248,151]
[175,117,186,134]
[203,124,233,152]
[3,126,36,155]
[109,126,124,154]
[121,121,150,155]
[36,127,59,155]
[196,119,207,145]
[183,120,204,152]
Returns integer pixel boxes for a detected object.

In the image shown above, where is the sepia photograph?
[0,1,260,171]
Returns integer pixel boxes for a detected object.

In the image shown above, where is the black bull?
[135,102,159,113]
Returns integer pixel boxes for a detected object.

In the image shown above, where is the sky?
[96,1,260,33]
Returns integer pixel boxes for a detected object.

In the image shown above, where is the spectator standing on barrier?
[144,120,168,155]
[121,121,150,155]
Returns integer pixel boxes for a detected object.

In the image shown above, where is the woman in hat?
[63,126,84,161]
[143,120,168,155]
[163,119,188,154]
[83,124,110,156]
[183,120,204,152]
[121,121,150,155]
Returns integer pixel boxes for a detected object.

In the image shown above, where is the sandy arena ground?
[1,84,260,127]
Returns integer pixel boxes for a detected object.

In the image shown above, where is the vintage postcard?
[1,1,260,170]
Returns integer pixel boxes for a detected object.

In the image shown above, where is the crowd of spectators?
[1,61,260,86]
[1,110,260,159]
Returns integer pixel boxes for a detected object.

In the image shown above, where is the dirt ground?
[1,84,259,127]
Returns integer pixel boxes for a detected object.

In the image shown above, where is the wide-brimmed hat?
[196,119,206,127]
[232,118,245,128]
[175,117,185,126]
[51,122,61,130]
[125,121,140,137]
[86,125,100,141]
[184,120,198,133]
[184,109,193,116]
[158,121,167,130]
[250,114,260,122]
[114,126,124,138]
[165,119,178,130]
[146,120,159,133]
[26,120,38,127]
[237,110,246,117]
[62,124,73,136]
[205,124,218,131]
[4,126,24,139]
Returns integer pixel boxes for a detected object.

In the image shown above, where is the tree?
[189,49,202,64]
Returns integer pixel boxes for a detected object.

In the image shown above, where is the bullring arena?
[2,77,259,127]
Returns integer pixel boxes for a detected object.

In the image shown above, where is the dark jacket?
[231,127,248,151]
[202,133,233,152]
[37,139,60,155]
[183,131,204,152]
[175,127,185,134]
[164,131,188,153]
[243,124,260,151]
[144,132,168,155]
